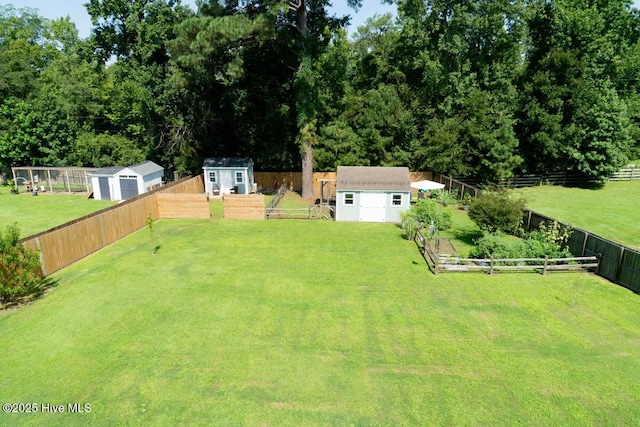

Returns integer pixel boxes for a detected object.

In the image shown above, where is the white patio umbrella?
[410,180,445,191]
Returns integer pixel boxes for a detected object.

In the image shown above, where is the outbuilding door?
[360,192,386,222]
[98,177,110,201]
[119,178,139,200]
[219,170,234,194]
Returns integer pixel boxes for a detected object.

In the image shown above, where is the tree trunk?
[301,138,313,199]
[295,0,314,200]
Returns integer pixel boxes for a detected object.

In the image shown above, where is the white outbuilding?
[202,157,255,195]
[335,166,412,223]
[89,161,164,201]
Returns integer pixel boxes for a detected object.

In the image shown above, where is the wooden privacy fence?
[254,171,433,197]
[435,171,606,188]
[21,175,207,276]
[156,193,210,219]
[435,165,639,190]
[523,210,640,293]
[223,194,265,220]
[433,173,483,199]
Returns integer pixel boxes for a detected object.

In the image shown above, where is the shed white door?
[219,170,233,194]
[360,192,386,222]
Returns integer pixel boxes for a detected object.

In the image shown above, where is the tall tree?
[85,0,194,171]
[517,0,635,179]
[396,0,525,181]
[286,0,358,197]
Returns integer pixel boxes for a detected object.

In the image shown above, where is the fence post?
[489,257,494,275]
[434,253,439,275]
[543,256,548,276]
[581,232,589,257]
[615,247,626,283]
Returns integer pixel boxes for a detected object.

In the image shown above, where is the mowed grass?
[0,192,115,237]
[1,219,640,425]
[515,181,640,250]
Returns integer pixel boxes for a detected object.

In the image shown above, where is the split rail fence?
[433,165,639,189]
[21,174,208,276]
[428,174,640,293]
[416,231,599,275]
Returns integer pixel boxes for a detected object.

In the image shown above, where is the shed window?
[209,171,217,183]
[392,194,403,206]
[235,171,244,184]
[344,193,354,205]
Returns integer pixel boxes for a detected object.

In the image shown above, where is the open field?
[0,192,115,237]
[1,219,640,425]
[515,181,640,250]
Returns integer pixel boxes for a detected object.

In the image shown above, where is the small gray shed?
[203,157,255,195]
[89,161,164,201]
[335,166,411,223]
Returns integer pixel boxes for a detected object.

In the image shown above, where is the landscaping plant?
[145,213,159,255]
[400,210,420,240]
[408,198,452,231]
[428,189,460,207]
[468,188,526,234]
[0,223,53,305]
[470,221,573,260]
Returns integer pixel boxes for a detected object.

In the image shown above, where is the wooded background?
[1,0,639,186]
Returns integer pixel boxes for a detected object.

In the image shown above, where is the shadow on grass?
[563,181,606,190]
[451,227,483,248]
[0,277,59,311]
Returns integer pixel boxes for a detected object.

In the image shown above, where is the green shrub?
[469,232,513,259]
[400,210,420,240]
[0,223,53,306]
[429,189,460,207]
[470,228,573,260]
[468,189,526,234]
[411,199,452,231]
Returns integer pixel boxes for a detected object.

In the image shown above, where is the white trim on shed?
[202,157,254,195]
[335,166,411,223]
[88,161,164,201]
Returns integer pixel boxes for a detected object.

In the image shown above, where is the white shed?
[335,166,411,223]
[203,157,255,195]
[89,161,164,201]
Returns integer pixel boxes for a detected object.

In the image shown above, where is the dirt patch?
[433,238,457,256]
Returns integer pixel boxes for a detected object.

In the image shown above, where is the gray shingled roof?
[90,161,162,177]
[91,166,124,176]
[337,166,411,191]
[129,161,163,176]
[203,157,253,168]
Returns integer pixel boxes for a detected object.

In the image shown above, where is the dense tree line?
[1,0,638,187]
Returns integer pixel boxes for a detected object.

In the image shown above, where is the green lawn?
[0,192,115,237]
[439,206,482,257]
[515,181,640,250]
[1,219,640,425]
